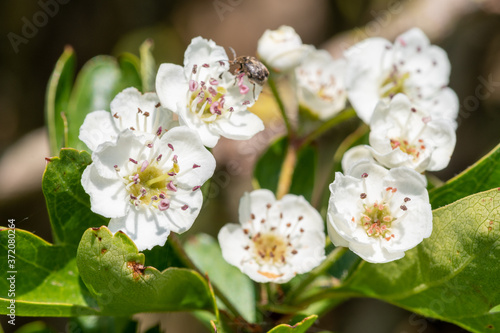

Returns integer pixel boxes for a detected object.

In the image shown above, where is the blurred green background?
[1,0,499,332]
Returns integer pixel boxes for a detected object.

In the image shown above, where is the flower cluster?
[218,190,325,283]
[254,26,456,264]
[156,37,265,148]
[79,25,458,281]
[80,36,268,251]
[328,28,459,262]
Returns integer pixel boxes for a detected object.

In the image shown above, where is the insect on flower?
[225,47,269,98]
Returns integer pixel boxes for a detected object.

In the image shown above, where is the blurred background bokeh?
[1,0,499,332]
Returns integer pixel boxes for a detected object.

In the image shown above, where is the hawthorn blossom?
[342,94,456,173]
[345,27,459,124]
[257,25,312,73]
[79,87,175,151]
[295,49,347,120]
[218,190,325,283]
[327,161,432,263]
[81,127,215,251]
[156,37,264,148]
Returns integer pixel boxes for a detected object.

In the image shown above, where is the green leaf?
[14,321,57,333]
[254,137,288,193]
[430,142,500,208]
[118,53,142,92]
[66,56,141,150]
[184,234,256,322]
[45,46,76,155]
[70,316,138,333]
[289,145,317,202]
[42,149,108,248]
[266,315,318,333]
[0,229,97,316]
[338,189,500,333]
[76,226,216,315]
[139,39,156,92]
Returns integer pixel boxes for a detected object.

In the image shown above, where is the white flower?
[345,27,459,124]
[156,37,264,148]
[81,127,216,251]
[218,189,325,283]
[342,94,456,173]
[327,161,432,263]
[257,25,312,73]
[341,145,376,174]
[79,87,175,151]
[295,49,347,120]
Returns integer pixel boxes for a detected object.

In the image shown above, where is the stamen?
[192,185,201,191]
[168,143,174,151]
[167,181,178,192]
[159,199,170,211]
[181,204,189,210]
[129,158,138,164]
[141,160,149,172]
[193,164,200,168]
[239,84,249,95]
[189,80,198,92]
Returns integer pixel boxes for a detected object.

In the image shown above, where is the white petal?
[108,208,171,251]
[349,239,405,263]
[218,223,251,268]
[79,111,119,151]
[159,188,204,234]
[341,145,375,174]
[238,189,276,225]
[257,26,310,72]
[345,37,392,123]
[420,87,459,122]
[155,63,188,113]
[183,37,229,76]
[110,87,173,133]
[279,194,324,232]
[92,131,152,179]
[211,111,264,141]
[288,230,325,274]
[159,126,216,187]
[81,164,128,218]
[422,119,456,171]
[177,103,221,148]
[326,220,349,247]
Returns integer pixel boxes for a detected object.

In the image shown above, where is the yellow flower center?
[252,232,288,265]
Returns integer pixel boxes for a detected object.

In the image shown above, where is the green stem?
[299,108,357,149]
[332,123,369,166]
[268,74,293,137]
[294,290,361,309]
[286,247,348,302]
[276,144,297,199]
[168,235,246,321]
[61,111,69,148]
